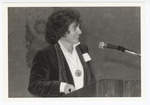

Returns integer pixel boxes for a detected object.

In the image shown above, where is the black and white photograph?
[1,1,149,105]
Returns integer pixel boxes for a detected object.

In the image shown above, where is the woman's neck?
[59,38,74,53]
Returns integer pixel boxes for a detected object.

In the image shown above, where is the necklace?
[65,52,82,77]
[75,70,82,77]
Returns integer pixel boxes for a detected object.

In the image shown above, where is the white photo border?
[1,1,149,105]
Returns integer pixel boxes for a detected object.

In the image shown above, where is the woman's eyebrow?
[72,24,77,28]
[74,23,80,27]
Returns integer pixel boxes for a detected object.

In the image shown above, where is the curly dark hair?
[45,8,81,45]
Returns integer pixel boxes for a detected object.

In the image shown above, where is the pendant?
[75,70,82,77]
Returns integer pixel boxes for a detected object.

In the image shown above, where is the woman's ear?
[65,31,70,37]
[66,30,70,34]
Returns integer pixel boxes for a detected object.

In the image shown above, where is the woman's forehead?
[69,22,80,28]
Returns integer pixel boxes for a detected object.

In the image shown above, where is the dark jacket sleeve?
[28,50,62,97]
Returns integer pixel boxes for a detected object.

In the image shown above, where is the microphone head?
[98,41,106,49]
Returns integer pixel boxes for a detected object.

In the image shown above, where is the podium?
[64,79,141,97]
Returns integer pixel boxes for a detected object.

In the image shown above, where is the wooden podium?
[64,79,141,97]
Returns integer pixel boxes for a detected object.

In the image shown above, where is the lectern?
[64,79,141,97]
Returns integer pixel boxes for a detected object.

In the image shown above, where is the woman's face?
[64,22,82,44]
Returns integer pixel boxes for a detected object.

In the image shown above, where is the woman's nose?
[77,27,82,35]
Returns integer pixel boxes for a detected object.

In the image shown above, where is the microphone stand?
[117,46,141,57]
[124,49,141,57]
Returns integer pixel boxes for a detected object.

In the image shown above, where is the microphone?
[98,41,141,57]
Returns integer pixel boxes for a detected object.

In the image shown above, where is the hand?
[64,83,75,94]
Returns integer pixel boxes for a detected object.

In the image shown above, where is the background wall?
[8,7,141,97]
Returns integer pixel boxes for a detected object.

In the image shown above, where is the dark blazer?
[28,43,95,97]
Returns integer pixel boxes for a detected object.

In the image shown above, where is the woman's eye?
[72,27,76,31]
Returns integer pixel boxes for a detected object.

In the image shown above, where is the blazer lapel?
[76,46,90,86]
[54,43,75,85]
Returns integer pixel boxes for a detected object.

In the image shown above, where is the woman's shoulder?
[37,44,56,56]
[78,43,88,53]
